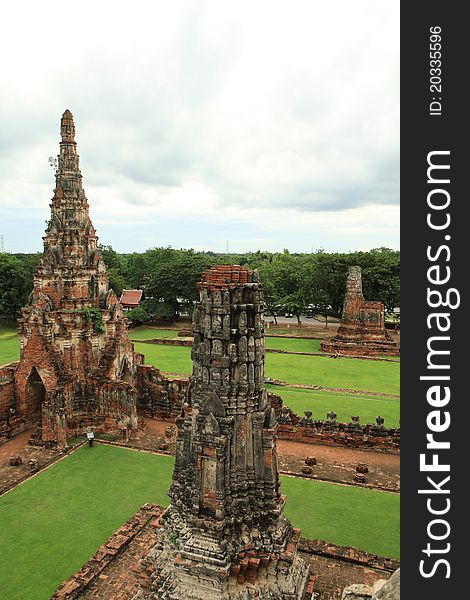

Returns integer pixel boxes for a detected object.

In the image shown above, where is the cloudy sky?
[1,1,399,255]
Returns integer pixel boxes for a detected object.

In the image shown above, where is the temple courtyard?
[1,321,400,599]
[0,441,399,600]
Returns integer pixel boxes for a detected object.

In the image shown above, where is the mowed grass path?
[0,445,399,600]
[267,353,399,395]
[134,343,399,396]
[0,324,19,365]
[135,342,192,375]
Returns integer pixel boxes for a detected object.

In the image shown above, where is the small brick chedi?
[320,266,398,357]
[11,110,139,445]
[143,266,311,599]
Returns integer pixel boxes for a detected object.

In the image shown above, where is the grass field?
[282,476,399,559]
[129,330,323,352]
[0,445,399,600]
[134,342,192,375]
[134,343,399,396]
[267,385,400,427]
[128,328,180,340]
[265,337,322,353]
[1,326,398,395]
[0,324,19,365]
[267,352,399,395]
[0,445,174,600]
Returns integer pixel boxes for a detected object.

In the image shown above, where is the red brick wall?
[136,365,188,420]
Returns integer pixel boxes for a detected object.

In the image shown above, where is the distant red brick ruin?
[320,266,399,357]
[0,111,186,447]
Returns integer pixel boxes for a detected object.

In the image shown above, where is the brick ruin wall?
[135,364,188,420]
[0,363,25,442]
[270,393,400,454]
[0,365,138,446]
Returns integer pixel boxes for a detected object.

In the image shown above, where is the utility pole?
[0,235,4,253]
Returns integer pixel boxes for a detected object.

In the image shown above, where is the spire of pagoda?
[35,110,108,309]
[54,109,83,194]
[60,109,76,142]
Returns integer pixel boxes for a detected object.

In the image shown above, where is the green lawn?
[0,445,174,600]
[267,352,399,395]
[282,477,399,559]
[134,343,399,396]
[134,342,192,375]
[265,337,322,353]
[0,324,19,365]
[0,445,399,599]
[268,385,400,427]
[128,328,180,340]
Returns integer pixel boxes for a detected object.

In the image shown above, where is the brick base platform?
[52,505,398,600]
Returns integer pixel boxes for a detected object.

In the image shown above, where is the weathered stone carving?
[324,411,338,428]
[143,265,312,599]
[348,416,361,431]
[300,410,314,426]
[320,266,399,357]
[370,416,387,437]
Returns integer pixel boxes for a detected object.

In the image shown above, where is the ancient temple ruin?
[5,110,141,446]
[141,265,312,599]
[320,266,399,357]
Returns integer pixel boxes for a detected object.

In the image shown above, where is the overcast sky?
[1,1,399,255]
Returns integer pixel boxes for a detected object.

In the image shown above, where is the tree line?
[0,247,399,325]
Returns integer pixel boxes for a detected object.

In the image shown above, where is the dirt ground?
[0,428,63,494]
[1,419,399,494]
[277,438,399,492]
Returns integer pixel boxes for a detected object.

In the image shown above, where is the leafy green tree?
[98,244,128,296]
[258,252,308,324]
[0,253,34,320]
[144,248,215,316]
[126,307,150,327]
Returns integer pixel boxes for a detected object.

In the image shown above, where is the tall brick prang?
[320,266,399,357]
[143,265,312,599]
[8,110,141,446]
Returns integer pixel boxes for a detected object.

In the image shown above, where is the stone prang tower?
[320,266,399,357]
[13,110,139,446]
[145,265,312,599]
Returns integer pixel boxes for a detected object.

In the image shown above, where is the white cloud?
[0,0,399,254]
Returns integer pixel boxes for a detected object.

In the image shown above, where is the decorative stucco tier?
[141,265,312,599]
